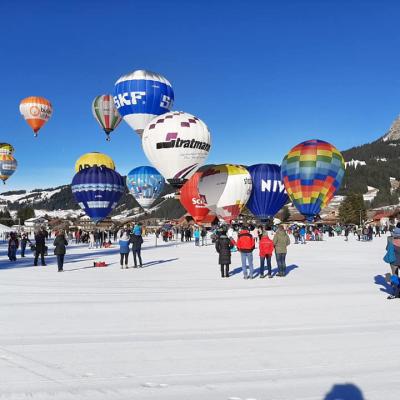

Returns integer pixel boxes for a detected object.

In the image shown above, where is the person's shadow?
[324,383,364,400]
[374,274,392,295]
[229,264,299,278]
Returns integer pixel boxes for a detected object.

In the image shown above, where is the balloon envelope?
[180,166,213,223]
[75,152,115,173]
[281,139,345,222]
[71,166,125,223]
[19,96,52,136]
[142,111,211,189]
[126,166,165,209]
[113,70,174,135]
[0,154,17,183]
[247,164,288,220]
[198,164,252,223]
[92,94,122,140]
[0,143,15,155]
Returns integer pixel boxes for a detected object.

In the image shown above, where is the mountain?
[340,115,400,207]
[382,115,400,142]
[0,183,186,222]
[3,115,400,217]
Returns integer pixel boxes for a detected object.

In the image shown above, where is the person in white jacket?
[89,231,95,249]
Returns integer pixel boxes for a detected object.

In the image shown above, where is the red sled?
[94,261,107,267]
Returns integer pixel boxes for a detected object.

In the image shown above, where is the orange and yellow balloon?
[19,96,53,137]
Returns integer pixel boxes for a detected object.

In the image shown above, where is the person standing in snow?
[33,228,47,266]
[386,223,400,277]
[194,227,200,246]
[53,230,68,272]
[215,229,234,278]
[8,232,19,261]
[236,225,255,279]
[251,226,259,245]
[89,231,95,249]
[131,231,144,268]
[273,225,290,277]
[119,232,130,269]
[259,231,274,278]
[299,226,306,244]
[20,233,31,258]
[344,226,350,241]
[201,227,207,246]
[368,225,374,241]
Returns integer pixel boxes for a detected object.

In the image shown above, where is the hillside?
[340,116,400,207]
[0,183,186,221]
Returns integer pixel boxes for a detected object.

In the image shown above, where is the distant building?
[24,217,49,228]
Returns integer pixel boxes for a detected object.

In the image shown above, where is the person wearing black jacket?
[20,233,31,257]
[131,234,144,267]
[215,231,234,278]
[53,231,68,272]
[34,228,47,266]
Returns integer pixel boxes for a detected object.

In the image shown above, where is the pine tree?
[281,206,290,222]
[339,193,366,225]
[17,207,35,224]
[0,210,14,226]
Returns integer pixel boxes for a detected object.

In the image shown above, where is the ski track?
[0,235,398,399]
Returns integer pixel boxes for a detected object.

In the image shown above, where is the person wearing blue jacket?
[132,223,142,236]
[193,227,200,246]
[299,226,306,244]
[119,232,130,269]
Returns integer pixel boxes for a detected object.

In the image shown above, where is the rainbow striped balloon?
[281,139,345,222]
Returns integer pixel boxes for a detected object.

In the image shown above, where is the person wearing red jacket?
[236,226,255,279]
[259,232,274,278]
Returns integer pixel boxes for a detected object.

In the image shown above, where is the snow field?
[0,234,399,400]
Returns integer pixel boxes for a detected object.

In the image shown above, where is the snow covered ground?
[0,234,399,400]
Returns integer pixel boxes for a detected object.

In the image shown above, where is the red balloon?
[180,168,213,223]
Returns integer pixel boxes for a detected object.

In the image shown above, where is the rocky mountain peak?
[382,115,400,142]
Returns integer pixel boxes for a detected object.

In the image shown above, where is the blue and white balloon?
[127,166,165,209]
[71,166,125,223]
[247,164,288,220]
[113,70,174,136]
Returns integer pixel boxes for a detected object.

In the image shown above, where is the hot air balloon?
[113,70,174,136]
[71,166,125,223]
[0,154,17,184]
[198,164,252,223]
[75,152,115,173]
[19,96,52,137]
[281,139,345,222]
[126,166,165,209]
[92,94,122,141]
[0,143,15,155]
[142,111,211,189]
[180,166,213,223]
[247,164,289,221]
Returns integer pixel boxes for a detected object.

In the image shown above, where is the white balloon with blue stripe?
[113,70,174,136]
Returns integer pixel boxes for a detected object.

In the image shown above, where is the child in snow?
[259,232,274,278]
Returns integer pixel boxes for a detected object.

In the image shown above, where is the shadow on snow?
[229,264,299,278]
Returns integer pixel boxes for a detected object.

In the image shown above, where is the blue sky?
[1,0,400,190]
